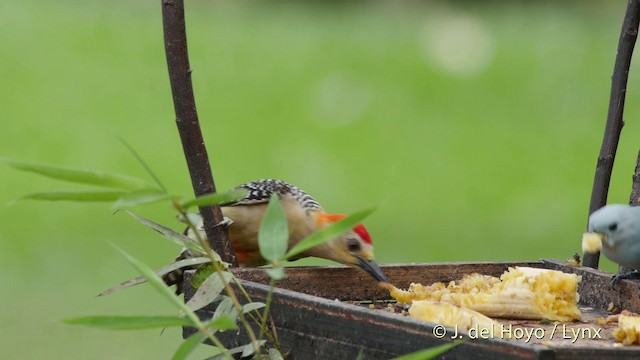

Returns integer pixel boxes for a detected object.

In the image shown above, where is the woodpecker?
[164,179,387,293]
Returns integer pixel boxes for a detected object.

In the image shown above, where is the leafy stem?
[113,245,234,360]
[173,200,265,359]
[258,278,277,342]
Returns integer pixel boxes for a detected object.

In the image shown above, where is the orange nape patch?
[316,212,373,245]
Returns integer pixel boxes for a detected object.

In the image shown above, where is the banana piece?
[582,232,604,253]
[382,267,581,322]
[409,300,502,334]
[613,314,640,346]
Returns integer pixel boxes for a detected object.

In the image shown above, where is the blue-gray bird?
[584,204,640,287]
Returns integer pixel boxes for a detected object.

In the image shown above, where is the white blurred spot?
[421,14,495,76]
[312,73,372,127]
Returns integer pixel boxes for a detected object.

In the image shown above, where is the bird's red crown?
[353,223,372,245]
[317,213,372,245]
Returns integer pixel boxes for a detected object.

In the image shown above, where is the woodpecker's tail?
[162,249,196,295]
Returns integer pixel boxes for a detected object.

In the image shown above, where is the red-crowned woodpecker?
[164,179,386,293]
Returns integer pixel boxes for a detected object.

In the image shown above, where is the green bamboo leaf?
[177,212,202,226]
[209,341,265,360]
[212,296,235,322]
[111,244,201,327]
[241,340,267,358]
[172,331,208,360]
[98,257,211,297]
[118,138,168,194]
[126,211,204,254]
[112,189,169,210]
[391,341,462,360]
[209,347,242,360]
[258,195,289,263]
[265,267,285,281]
[241,302,265,315]
[208,314,237,331]
[185,271,234,312]
[191,263,214,289]
[181,189,248,209]
[285,208,375,260]
[15,191,127,203]
[268,348,285,360]
[61,315,192,330]
[3,159,148,190]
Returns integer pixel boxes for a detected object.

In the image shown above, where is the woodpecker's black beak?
[355,256,388,282]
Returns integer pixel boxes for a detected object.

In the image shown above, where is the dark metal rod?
[584,0,640,269]
[161,0,238,266]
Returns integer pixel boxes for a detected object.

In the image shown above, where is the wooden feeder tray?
[183,260,640,359]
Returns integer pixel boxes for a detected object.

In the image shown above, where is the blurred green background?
[1,0,639,358]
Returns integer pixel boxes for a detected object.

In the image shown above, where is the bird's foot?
[213,216,234,228]
[610,270,640,289]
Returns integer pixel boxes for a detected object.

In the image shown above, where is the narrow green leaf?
[15,191,127,203]
[209,342,265,360]
[268,348,285,360]
[241,343,254,358]
[181,189,248,209]
[355,349,365,360]
[3,159,148,190]
[391,341,462,360]
[185,271,234,312]
[212,296,235,322]
[265,267,285,280]
[208,314,237,331]
[118,138,168,194]
[177,212,202,226]
[98,257,211,297]
[112,189,169,209]
[62,315,192,330]
[258,195,289,263]
[172,331,208,360]
[191,263,214,289]
[126,211,204,254]
[241,302,265,315]
[240,340,266,358]
[156,257,211,277]
[111,244,201,326]
[285,208,376,259]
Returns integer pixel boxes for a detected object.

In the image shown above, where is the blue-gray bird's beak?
[355,256,388,282]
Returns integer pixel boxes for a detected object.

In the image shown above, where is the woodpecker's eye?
[609,223,618,231]
[347,239,361,252]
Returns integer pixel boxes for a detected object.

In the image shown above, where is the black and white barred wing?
[224,179,323,213]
